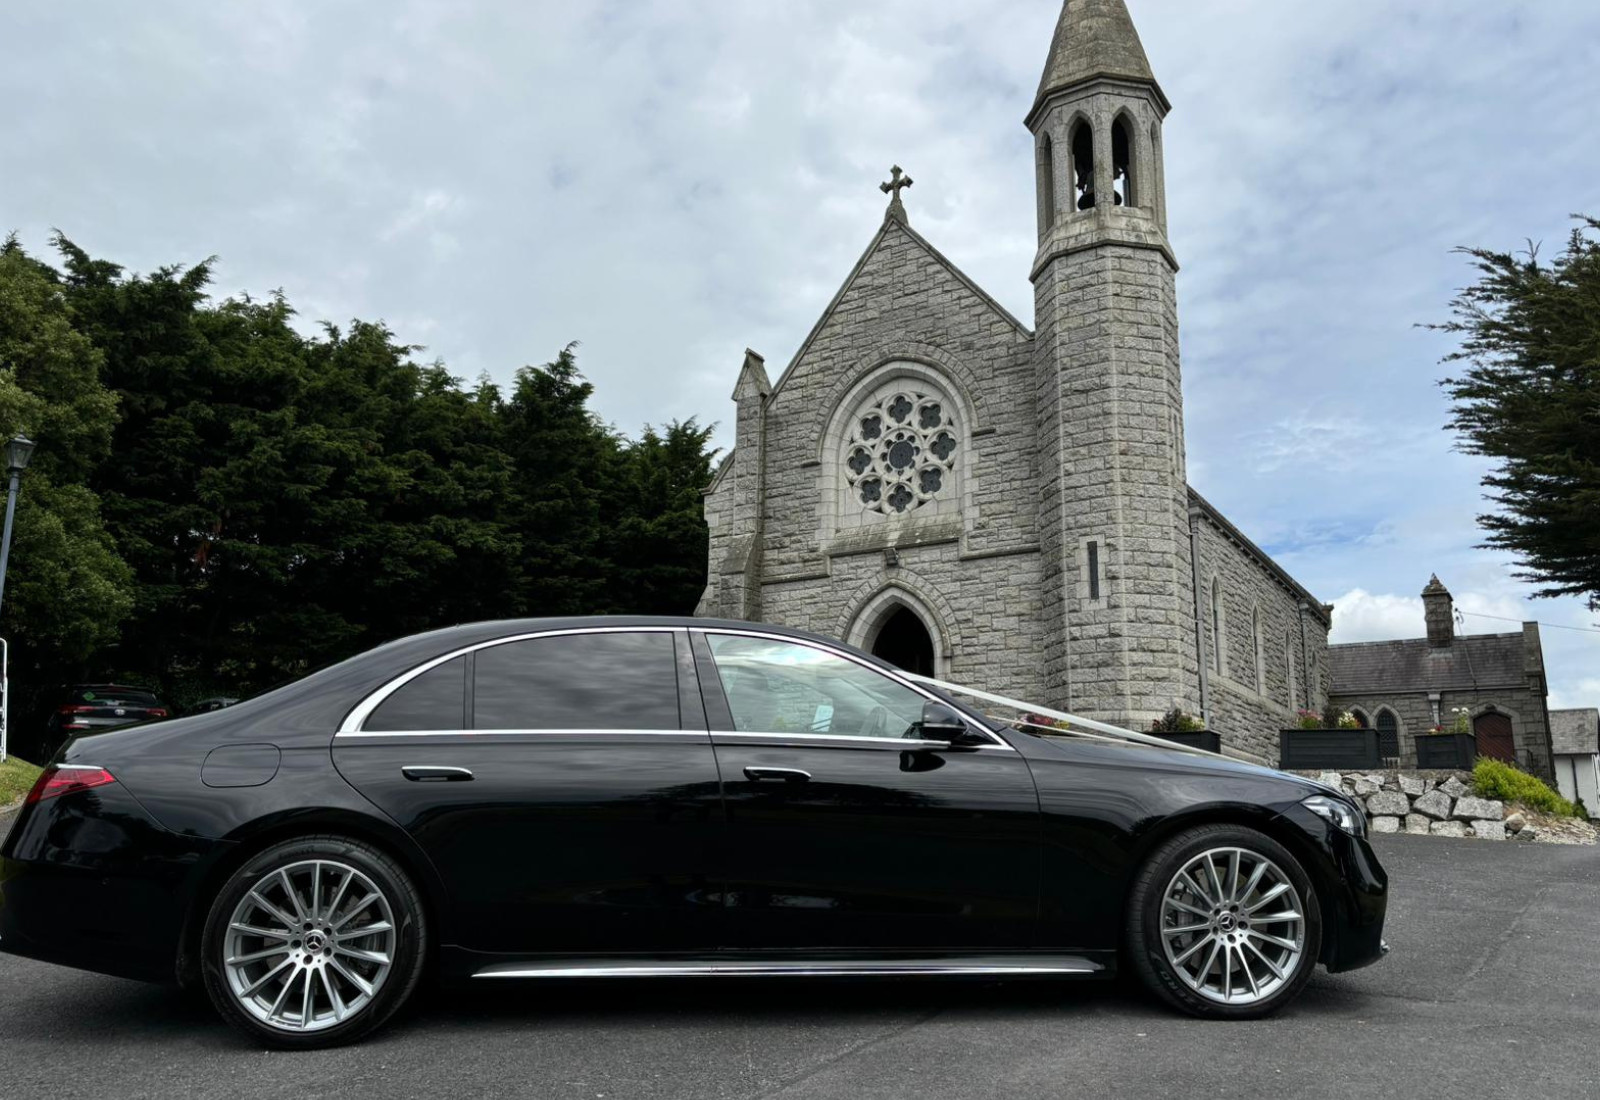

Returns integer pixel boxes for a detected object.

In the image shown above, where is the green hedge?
[1471,758,1580,817]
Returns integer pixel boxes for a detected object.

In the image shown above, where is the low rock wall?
[1289,770,1527,842]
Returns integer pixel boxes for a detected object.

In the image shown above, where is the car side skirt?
[449,951,1111,982]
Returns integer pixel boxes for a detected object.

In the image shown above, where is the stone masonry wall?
[758,219,1038,581]
[1328,687,1556,781]
[1196,514,1330,764]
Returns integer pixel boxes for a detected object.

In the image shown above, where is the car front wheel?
[1126,824,1322,1018]
[200,836,428,1047]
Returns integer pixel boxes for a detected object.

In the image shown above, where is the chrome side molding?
[472,956,1101,980]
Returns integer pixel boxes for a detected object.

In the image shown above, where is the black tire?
[1125,824,1322,1019]
[200,835,429,1048]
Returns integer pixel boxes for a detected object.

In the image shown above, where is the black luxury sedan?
[0,618,1388,1047]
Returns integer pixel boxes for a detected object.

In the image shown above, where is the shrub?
[1150,708,1205,734]
[1295,710,1323,730]
[1471,758,1580,817]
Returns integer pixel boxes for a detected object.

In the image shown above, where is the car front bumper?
[1275,803,1390,973]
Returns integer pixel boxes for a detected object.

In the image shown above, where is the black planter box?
[1279,729,1382,770]
[1416,732,1477,770]
[1156,730,1222,753]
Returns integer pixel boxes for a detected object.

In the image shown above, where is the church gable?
[755,215,1039,577]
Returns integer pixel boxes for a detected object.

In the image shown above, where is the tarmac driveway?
[0,813,1596,1100]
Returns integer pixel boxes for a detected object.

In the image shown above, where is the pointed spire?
[1035,0,1161,105]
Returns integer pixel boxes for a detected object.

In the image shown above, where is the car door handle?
[402,766,474,783]
[743,766,811,784]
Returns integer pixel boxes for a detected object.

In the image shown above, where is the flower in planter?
[1449,707,1472,736]
[1295,709,1323,731]
[1334,711,1363,731]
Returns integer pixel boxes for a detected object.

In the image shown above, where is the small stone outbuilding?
[1328,576,1557,783]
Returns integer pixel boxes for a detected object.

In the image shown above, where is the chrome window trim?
[342,626,685,736]
[335,728,704,741]
[696,627,1013,751]
[710,731,1009,751]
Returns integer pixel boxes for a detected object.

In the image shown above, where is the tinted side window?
[366,656,467,731]
[706,634,927,738]
[474,633,680,731]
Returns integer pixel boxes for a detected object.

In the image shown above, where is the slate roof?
[1550,709,1600,756]
[1328,632,1530,694]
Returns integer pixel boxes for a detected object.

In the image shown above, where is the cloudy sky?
[5,0,1598,706]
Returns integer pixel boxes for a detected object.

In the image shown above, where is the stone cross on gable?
[880,165,914,225]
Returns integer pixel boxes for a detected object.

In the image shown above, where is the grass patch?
[0,755,44,807]
[1472,757,1580,817]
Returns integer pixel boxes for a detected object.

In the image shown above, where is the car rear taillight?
[56,705,97,716]
[25,765,117,804]
[144,708,169,718]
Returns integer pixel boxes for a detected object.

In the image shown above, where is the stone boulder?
[1367,791,1411,817]
[1398,775,1427,797]
[1317,771,1344,792]
[1453,796,1505,822]
[1405,814,1432,836]
[1353,776,1382,798]
[1431,820,1469,838]
[1413,790,1453,821]
[1440,776,1469,799]
[1472,820,1508,841]
[1371,816,1401,834]
[1504,812,1527,834]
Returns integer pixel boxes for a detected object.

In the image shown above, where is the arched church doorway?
[872,607,936,678]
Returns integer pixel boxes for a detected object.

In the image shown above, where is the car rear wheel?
[1126,824,1321,1018]
[200,836,428,1048]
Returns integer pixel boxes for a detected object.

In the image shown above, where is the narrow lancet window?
[1070,121,1096,211]
[1039,133,1057,234]
[1112,117,1135,207]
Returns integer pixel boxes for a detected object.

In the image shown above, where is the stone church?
[698,0,1333,764]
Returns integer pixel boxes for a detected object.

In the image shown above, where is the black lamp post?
[0,436,32,762]
[0,435,36,619]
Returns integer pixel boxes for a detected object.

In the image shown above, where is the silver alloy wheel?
[1158,846,1306,1006]
[222,859,397,1033]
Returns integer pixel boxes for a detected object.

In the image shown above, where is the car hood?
[1019,731,1333,795]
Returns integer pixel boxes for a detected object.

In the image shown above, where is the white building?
[1550,709,1599,818]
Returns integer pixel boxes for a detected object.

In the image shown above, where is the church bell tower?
[1028,0,1197,727]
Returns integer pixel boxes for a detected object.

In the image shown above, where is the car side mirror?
[918,701,972,743]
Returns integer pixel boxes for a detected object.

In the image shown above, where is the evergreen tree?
[0,238,134,717]
[2,235,717,715]
[1435,217,1600,609]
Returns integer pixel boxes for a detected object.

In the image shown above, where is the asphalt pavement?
[1,817,1597,1100]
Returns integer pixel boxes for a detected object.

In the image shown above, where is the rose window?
[843,390,959,516]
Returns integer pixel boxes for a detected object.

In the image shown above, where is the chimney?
[1422,575,1454,648]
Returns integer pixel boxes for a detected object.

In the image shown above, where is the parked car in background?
[0,618,1389,1048]
[191,697,240,714]
[26,684,171,764]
